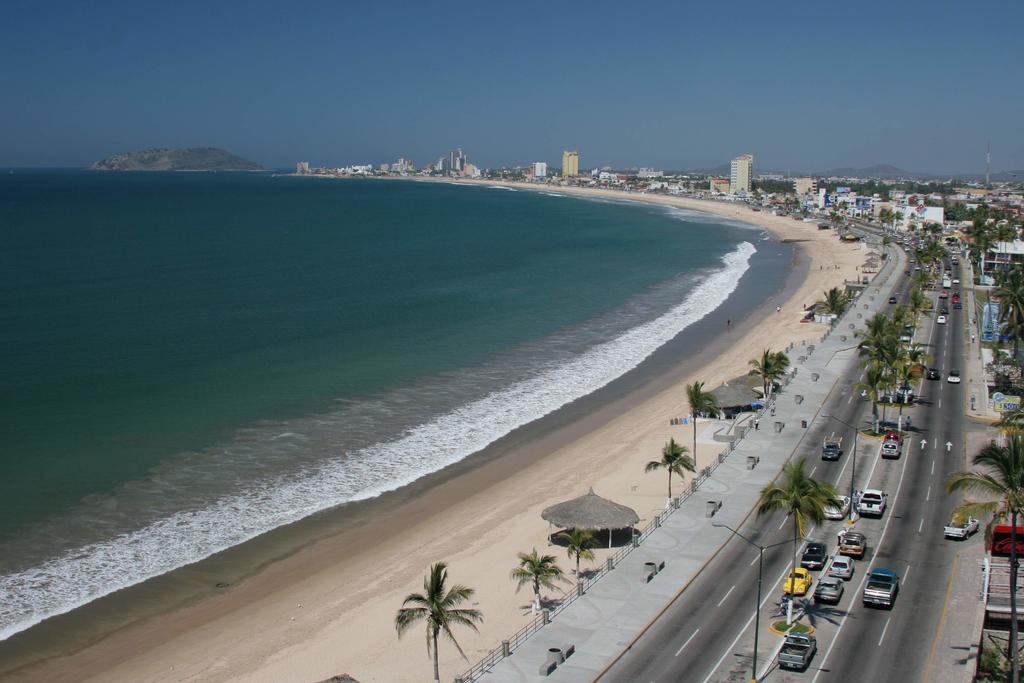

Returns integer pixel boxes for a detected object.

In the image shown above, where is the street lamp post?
[823,414,860,522]
[713,522,795,683]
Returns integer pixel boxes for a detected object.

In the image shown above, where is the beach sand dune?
[9,188,868,683]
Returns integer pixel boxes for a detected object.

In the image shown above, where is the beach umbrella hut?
[542,488,640,548]
[709,375,763,418]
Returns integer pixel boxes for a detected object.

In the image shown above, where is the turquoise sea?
[0,172,765,639]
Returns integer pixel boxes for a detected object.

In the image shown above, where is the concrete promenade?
[474,243,902,683]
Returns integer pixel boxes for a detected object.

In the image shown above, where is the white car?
[947,370,961,384]
[953,278,960,284]
[858,489,888,517]
[944,517,980,539]
[828,555,854,580]
[825,495,852,520]
[937,315,947,324]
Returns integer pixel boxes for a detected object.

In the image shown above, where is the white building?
[637,168,664,179]
[894,204,944,227]
[730,154,753,194]
[533,161,548,178]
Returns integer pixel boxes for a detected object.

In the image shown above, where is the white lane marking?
[927,485,931,501]
[934,437,938,450]
[904,564,912,587]
[931,460,935,476]
[878,616,891,646]
[778,516,788,530]
[918,518,924,533]
[848,395,854,404]
[716,585,736,607]
[749,553,760,567]
[675,628,700,657]
[938,398,942,408]
[810,466,818,477]
[812,419,914,682]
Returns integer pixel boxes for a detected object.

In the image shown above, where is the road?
[598,249,974,683]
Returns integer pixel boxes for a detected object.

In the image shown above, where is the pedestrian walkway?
[464,246,905,683]
[962,258,998,422]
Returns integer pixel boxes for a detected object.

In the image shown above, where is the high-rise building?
[562,150,579,178]
[533,161,548,178]
[448,148,467,173]
[793,177,817,196]
[730,154,753,194]
[296,161,310,175]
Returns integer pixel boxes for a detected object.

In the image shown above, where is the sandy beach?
[4,186,868,683]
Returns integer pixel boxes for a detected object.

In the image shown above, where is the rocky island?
[91,147,264,171]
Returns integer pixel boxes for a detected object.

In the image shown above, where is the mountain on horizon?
[91,147,264,172]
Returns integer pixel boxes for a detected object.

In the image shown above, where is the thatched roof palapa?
[541,488,640,530]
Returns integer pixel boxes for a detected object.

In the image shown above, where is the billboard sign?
[982,302,1005,342]
[993,392,1022,412]
[836,186,851,194]
[855,197,871,210]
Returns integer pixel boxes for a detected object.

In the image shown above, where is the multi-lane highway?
[600,246,974,683]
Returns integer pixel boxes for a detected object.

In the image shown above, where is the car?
[937,315,947,324]
[888,296,898,304]
[952,293,961,303]
[801,542,828,570]
[944,517,980,539]
[939,291,948,299]
[954,302,963,309]
[947,370,961,384]
[905,270,911,276]
[779,633,818,671]
[953,278,960,284]
[824,495,851,520]
[927,367,941,380]
[863,568,901,608]
[899,333,912,343]
[940,306,949,314]
[784,567,813,595]
[858,489,888,517]
[881,440,902,459]
[884,430,901,443]
[828,555,854,580]
[814,576,845,604]
[838,531,867,558]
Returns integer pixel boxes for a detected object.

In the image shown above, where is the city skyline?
[1,1,1022,173]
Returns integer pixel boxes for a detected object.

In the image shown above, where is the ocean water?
[0,172,761,639]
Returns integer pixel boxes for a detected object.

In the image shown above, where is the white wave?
[0,241,755,640]
[487,185,517,191]
[542,192,566,197]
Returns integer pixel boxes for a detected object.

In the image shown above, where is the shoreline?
[0,187,867,683]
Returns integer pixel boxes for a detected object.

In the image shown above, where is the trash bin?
[801,419,808,428]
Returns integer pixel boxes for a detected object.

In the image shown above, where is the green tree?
[558,527,597,576]
[817,287,851,316]
[510,549,566,612]
[856,364,888,432]
[757,459,840,623]
[994,268,1024,359]
[645,438,696,501]
[686,381,719,461]
[749,349,790,399]
[395,562,484,683]
[946,436,1024,683]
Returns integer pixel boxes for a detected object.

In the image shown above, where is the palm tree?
[892,361,919,431]
[908,288,931,320]
[395,562,484,683]
[856,364,887,432]
[757,458,840,623]
[998,407,1024,434]
[511,549,566,613]
[947,436,1024,683]
[645,438,696,502]
[749,349,789,399]
[558,527,597,576]
[686,381,719,460]
[995,268,1024,358]
[817,287,851,317]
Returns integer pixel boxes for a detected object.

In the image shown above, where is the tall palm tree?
[892,361,919,430]
[947,436,1024,683]
[749,349,789,399]
[818,287,851,316]
[757,458,840,624]
[395,562,484,683]
[558,527,597,576]
[855,364,887,432]
[998,407,1024,434]
[686,381,719,460]
[511,549,566,613]
[995,268,1024,358]
[645,438,695,501]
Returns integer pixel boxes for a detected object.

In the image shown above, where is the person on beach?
[776,306,781,313]
[754,417,760,430]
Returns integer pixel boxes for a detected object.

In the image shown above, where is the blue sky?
[2,0,1021,173]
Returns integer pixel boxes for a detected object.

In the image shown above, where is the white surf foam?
[0,241,755,640]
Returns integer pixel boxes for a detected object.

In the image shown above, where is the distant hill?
[817,164,919,179]
[91,147,263,171]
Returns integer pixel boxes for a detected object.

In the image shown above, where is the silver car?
[828,555,854,580]
[814,576,844,604]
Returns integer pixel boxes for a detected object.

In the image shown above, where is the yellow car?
[783,567,813,595]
